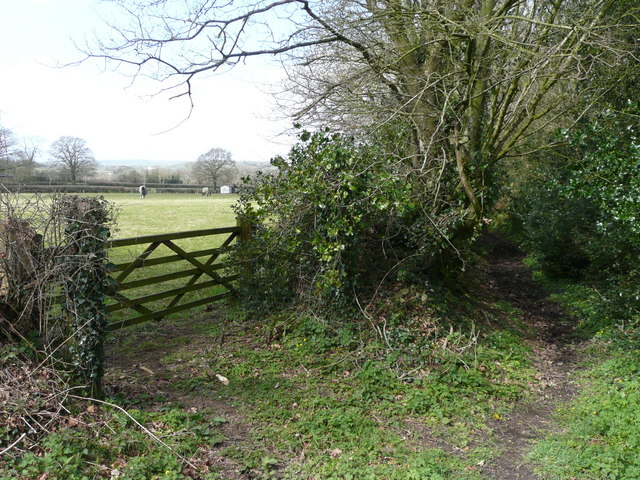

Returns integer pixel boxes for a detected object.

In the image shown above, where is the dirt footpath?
[480,233,582,479]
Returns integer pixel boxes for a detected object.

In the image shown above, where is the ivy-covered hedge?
[232,129,460,310]
[59,196,114,398]
[0,193,115,398]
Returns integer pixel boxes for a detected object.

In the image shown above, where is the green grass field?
[100,192,239,239]
[92,193,241,326]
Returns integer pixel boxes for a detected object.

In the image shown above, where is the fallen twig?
[0,433,27,456]
[69,394,198,470]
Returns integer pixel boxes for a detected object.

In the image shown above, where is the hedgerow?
[512,103,640,327]
[232,128,464,310]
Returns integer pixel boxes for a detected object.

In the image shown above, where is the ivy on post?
[235,215,255,280]
[60,196,114,399]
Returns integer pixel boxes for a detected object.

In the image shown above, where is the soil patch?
[104,311,255,479]
[479,233,582,479]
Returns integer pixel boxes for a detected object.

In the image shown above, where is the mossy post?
[237,216,252,244]
[60,196,113,399]
[235,216,254,281]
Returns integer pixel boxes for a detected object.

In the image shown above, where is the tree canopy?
[87,0,639,296]
[89,1,637,223]
[192,147,236,189]
[49,136,97,184]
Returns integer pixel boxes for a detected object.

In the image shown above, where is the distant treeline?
[0,183,218,194]
[8,179,209,188]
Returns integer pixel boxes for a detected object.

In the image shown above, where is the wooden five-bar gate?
[105,222,249,330]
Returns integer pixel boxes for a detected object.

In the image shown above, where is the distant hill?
[99,159,271,169]
[98,159,188,169]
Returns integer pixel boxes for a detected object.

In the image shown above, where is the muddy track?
[480,233,581,479]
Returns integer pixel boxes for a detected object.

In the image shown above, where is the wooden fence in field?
[105,221,250,330]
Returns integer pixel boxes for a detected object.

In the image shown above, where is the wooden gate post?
[237,217,252,244]
[236,217,254,279]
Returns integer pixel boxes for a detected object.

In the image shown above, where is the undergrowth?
[0,344,228,480]
[171,285,537,478]
[531,347,640,479]
[1,283,539,479]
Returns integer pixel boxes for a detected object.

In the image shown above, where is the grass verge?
[526,274,640,479]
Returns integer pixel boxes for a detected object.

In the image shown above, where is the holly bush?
[514,103,640,325]
[561,108,640,272]
[233,129,451,309]
[518,103,639,271]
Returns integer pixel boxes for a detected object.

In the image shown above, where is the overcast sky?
[0,0,293,165]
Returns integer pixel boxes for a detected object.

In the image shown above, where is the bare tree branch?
[83,0,638,229]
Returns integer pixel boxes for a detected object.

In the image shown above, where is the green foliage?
[285,314,359,353]
[512,104,640,328]
[525,263,640,479]
[233,128,455,309]
[515,183,595,277]
[560,109,640,270]
[401,327,533,419]
[60,196,115,398]
[5,280,539,480]
[1,405,225,480]
[169,296,536,479]
[353,361,402,402]
[515,103,640,274]
[534,276,639,337]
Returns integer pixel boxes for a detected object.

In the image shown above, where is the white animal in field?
[202,187,211,197]
[139,185,147,199]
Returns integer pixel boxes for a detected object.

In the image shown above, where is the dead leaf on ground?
[136,364,155,375]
